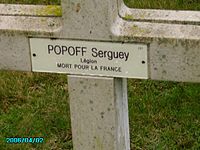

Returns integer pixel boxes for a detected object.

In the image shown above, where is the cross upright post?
[61,1,131,149]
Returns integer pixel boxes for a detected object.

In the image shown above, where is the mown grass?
[1,72,199,149]
[0,0,60,5]
[128,80,200,149]
[0,72,72,149]
[124,0,200,10]
[0,0,200,150]
[1,0,200,10]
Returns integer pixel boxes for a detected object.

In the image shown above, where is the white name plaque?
[30,38,148,79]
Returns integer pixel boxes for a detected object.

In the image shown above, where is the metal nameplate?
[30,38,148,79]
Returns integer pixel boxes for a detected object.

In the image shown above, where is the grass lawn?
[0,72,72,149]
[0,0,200,150]
[0,0,60,5]
[124,0,200,10]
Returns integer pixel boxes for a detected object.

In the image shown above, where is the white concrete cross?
[0,0,199,149]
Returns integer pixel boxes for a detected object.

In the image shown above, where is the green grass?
[0,72,72,149]
[0,0,200,150]
[124,0,200,10]
[0,0,60,5]
[1,0,200,10]
[128,80,200,149]
[1,71,199,149]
